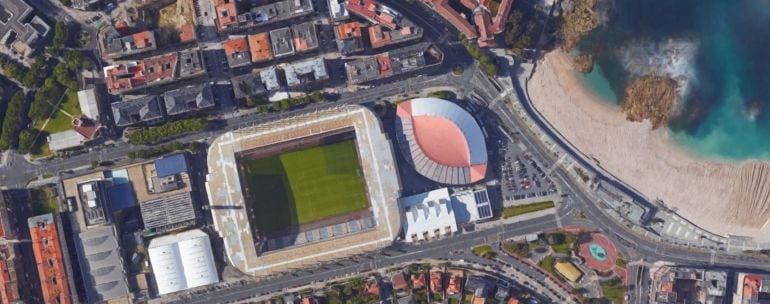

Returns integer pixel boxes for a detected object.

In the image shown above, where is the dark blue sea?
[576,0,770,160]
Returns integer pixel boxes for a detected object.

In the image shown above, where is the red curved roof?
[412,115,470,167]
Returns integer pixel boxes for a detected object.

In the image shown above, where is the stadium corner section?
[204,106,402,277]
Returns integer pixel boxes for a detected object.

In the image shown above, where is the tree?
[63,50,84,70]
[53,62,79,90]
[17,128,39,155]
[0,92,25,150]
[48,21,68,55]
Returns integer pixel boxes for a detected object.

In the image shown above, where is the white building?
[400,187,493,242]
[400,188,458,242]
[78,88,101,120]
[148,229,219,295]
[328,0,349,20]
[451,187,493,224]
[48,130,87,152]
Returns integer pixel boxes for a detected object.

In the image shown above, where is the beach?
[528,51,770,240]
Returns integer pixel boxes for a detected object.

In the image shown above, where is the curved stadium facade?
[395,98,487,185]
[205,106,401,277]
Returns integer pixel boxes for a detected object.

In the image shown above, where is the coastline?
[528,51,770,240]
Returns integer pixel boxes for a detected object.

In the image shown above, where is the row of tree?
[460,36,497,77]
[254,91,324,113]
[127,141,205,160]
[0,92,26,150]
[126,118,208,145]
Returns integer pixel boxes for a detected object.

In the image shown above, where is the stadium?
[206,106,401,276]
[395,97,488,185]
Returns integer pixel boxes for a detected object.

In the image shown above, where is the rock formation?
[573,54,594,73]
[621,75,678,129]
[561,0,600,51]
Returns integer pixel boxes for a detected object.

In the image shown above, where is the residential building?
[0,0,50,57]
[111,95,165,127]
[334,22,364,55]
[102,30,157,59]
[236,0,314,30]
[412,273,426,289]
[284,57,328,88]
[230,66,281,100]
[391,273,408,291]
[346,42,442,84]
[652,267,726,304]
[28,214,72,304]
[269,27,295,58]
[247,32,273,63]
[368,23,421,49]
[178,49,206,78]
[223,37,251,68]
[0,194,20,304]
[400,188,458,242]
[213,0,238,31]
[162,83,215,116]
[430,271,443,293]
[77,180,112,227]
[141,192,197,235]
[328,0,349,20]
[423,0,514,47]
[148,229,219,295]
[734,273,770,304]
[347,0,398,29]
[347,0,422,49]
[291,22,319,53]
[74,226,129,303]
[104,53,178,94]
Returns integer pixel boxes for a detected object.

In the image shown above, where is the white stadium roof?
[148,229,219,295]
[400,188,458,242]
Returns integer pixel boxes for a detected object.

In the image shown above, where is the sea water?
[576,0,770,160]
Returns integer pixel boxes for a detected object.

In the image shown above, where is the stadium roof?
[148,229,219,295]
[75,226,129,303]
[395,98,487,185]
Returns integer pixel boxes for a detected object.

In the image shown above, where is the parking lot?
[497,137,558,204]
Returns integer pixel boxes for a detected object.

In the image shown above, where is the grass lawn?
[240,140,368,233]
[601,279,626,303]
[503,201,555,218]
[28,186,59,215]
[29,139,52,159]
[549,231,577,254]
[472,244,497,259]
[35,90,80,133]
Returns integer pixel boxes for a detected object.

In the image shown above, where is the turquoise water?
[588,243,608,261]
[577,0,770,160]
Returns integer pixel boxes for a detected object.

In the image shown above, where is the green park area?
[502,201,555,218]
[239,140,369,233]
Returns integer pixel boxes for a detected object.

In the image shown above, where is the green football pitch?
[239,140,369,234]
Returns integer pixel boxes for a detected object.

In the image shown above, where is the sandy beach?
[528,51,770,241]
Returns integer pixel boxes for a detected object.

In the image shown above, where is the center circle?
[589,243,608,261]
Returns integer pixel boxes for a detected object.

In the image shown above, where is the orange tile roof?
[472,297,486,304]
[391,273,408,290]
[214,0,238,30]
[375,54,392,76]
[412,273,426,288]
[105,63,146,92]
[247,33,272,62]
[368,25,392,48]
[30,217,72,304]
[142,53,178,83]
[133,31,153,48]
[475,11,494,47]
[179,24,196,42]
[430,272,443,294]
[460,0,479,10]
[491,0,515,33]
[223,37,249,55]
[336,22,363,40]
[431,0,477,39]
[366,281,380,296]
[744,275,761,297]
[347,0,397,29]
[507,299,520,304]
[447,275,462,294]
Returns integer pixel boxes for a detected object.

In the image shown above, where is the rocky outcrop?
[561,0,600,51]
[621,75,679,129]
[572,54,593,73]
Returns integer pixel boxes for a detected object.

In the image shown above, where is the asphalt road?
[172,215,559,304]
